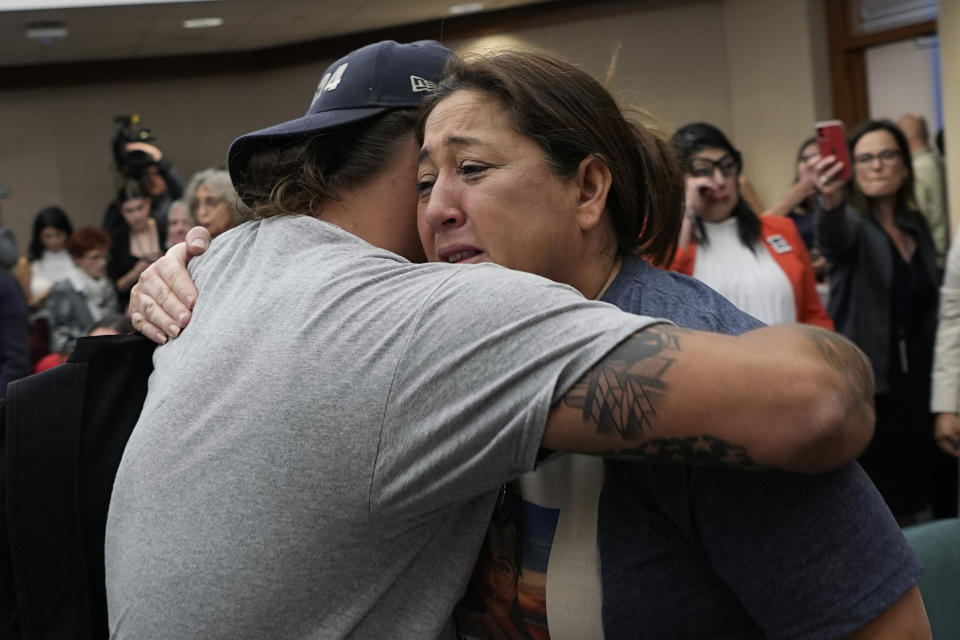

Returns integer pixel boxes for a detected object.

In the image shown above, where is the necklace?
[592,257,623,300]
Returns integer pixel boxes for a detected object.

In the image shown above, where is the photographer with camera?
[101,115,183,241]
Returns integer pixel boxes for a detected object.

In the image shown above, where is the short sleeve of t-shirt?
[596,257,920,640]
[694,462,920,639]
[371,264,660,533]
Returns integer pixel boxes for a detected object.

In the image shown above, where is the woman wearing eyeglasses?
[670,122,832,328]
[185,168,244,240]
[813,119,945,524]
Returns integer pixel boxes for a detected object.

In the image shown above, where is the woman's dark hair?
[236,109,419,219]
[672,122,761,251]
[66,226,110,260]
[88,313,133,335]
[846,119,920,221]
[416,49,684,266]
[28,206,74,261]
[117,178,148,207]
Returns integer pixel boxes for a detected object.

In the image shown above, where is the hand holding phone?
[815,120,852,182]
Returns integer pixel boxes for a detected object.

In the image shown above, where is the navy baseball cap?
[227,40,452,191]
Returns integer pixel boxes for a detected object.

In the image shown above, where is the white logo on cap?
[410,75,436,93]
[312,62,350,104]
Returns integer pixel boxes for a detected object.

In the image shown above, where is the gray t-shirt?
[105,216,655,640]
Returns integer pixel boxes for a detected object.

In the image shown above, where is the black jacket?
[816,204,939,393]
[1,333,155,639]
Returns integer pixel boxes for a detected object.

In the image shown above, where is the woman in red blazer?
[670,123,832,329]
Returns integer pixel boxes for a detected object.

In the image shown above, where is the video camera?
[112,114,158,179]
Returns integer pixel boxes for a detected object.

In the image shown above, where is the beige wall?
[0,61,330,248]
[458,1,732,132]
[939,2,959,237]
[723,0,832,211]
[0,0,830,251]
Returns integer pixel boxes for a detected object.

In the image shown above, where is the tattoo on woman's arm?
[796,325,874,396]
[600,435,758,468]
[561,325,759,469]
[562,326,679,438]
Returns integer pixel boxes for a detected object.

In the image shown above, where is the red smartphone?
[815,120,852,182]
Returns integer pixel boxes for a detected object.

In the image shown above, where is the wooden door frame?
[824,0,936,127]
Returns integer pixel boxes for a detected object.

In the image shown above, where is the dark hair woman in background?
[109,179,164,308]
[27,205,74,305]
[765,137,830,300]
[814,119,955,523]
[766,137,820,245]
[670,123,832,328]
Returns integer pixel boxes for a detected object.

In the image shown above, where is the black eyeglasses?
[854,149,901,166]
[688,153,742,179]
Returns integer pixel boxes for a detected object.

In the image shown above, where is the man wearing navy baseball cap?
[108,40,875,638]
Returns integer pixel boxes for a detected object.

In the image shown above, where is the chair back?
[903,517,960,639]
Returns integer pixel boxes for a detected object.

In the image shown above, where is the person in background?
[47,227,120,353]
[764,138,820,246]
[0,233,14,272]
[33,313,133,373]
[670,123,832,329]
[0,196,18,272]
[165,199,195,247]
[898,113,949,272]
[102,141,184,239]
[0,268,29,398]
[137,144,181,233]
[85,312,133,337]
[184,169,244,239]
[26,206,75,307]
[0,196,31,311]
[7,206,76,365]
[929,225,960,510]
[109,180,164,309]
[814,119,952,522]
[764,137,830,301]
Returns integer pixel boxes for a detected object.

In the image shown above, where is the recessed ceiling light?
[26,21,68,40]
[183,16,223,29]
[449,2,484,15]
